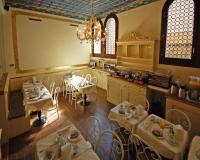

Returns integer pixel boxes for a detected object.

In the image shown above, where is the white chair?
[84,116,102,149]
[85,74,92,82]
[64,80,73,103]
[110,119,132,160]
[49,81,55,96]
[166,109,191,131]
[130,134,162,160]
[95,130,124,160]
[88,76,98,100]
[70,84,83,109]
[132,95,150,112]
[43,87,60,120]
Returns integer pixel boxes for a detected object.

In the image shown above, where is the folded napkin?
[61,143,72,160]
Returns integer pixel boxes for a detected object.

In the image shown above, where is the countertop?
[108,75,147,88]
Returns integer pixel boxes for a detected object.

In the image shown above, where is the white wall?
[117,0,200,83]
[16,15,89,70]
[2,8,90,77]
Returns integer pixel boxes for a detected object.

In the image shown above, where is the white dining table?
[36,124,100,160]
[188,136,200,160]
[108,101,148,133]
[64,75,95,106]
[136,114,189,160]
[23,82,53,127]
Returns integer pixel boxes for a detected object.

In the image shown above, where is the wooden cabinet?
[89,69,109,90]
[166,97,200,140]
[127,85,146,103]
[117,41,155,71]
[107,76,147,105]
[107,77,123,105]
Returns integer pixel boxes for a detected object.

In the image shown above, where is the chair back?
[49,82,55,96]
[84,116,102,149]
[110,119,131,135]
[53,87,60,104]
[53,87,60,102]
[85,74,92,82]
[91,77,98,86]
[95,130,124,160]
[166,109,191,131]
[132,95,150,112]
[130,134,162,160]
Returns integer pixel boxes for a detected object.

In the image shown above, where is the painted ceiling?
[5,0,159,20]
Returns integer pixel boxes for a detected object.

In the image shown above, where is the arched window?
[160,0,200,67]
[104,14,118,58]
[92,19,103,57]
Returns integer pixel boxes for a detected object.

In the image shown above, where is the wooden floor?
[2,88,115,160]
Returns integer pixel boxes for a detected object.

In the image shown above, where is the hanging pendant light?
[76,0,107,43]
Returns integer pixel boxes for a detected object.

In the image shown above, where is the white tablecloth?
[136,114,189,160]
[188,136,200,160]
[64,75,94,93]
[36,124,100,160]
[108,101,148,133]
[23,83,52,116]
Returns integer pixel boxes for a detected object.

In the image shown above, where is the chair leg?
[56,107,59,118]
[75,99,77,110]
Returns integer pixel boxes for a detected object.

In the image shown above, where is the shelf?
[117,61,153,71]
[117,40,155,45]
[116,40,155,71]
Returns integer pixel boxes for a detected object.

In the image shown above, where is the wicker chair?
[95,130,124,160]
[130,133,162,160]
[166,109,191,131]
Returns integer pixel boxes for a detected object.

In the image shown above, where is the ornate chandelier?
[76,0,107,43]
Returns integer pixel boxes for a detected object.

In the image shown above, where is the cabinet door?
[107,79,122,105]
[102,73,109,90]
[128,85,146,103]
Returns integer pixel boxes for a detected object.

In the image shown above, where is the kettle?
[170,83,178,95]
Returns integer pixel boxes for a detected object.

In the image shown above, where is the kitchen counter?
[108,75,147,88]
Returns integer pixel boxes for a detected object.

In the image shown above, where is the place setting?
[38,125,92,160]
[117,102,145,120]
[147,115,184,146]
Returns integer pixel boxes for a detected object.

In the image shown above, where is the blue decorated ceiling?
[5,0,159,20]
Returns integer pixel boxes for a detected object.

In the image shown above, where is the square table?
[188,136,200,160]
[136,114,189,160]
[108,101,148,133]
[23,82,53,127]
[64,75,95,106]
[36,124,100,160]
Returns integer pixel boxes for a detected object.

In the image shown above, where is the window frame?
[104,14,119,59]
[159,0,200,67]
[92,19,104,57]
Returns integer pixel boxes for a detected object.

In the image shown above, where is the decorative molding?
[6,0,159,20]
[119,31,152,41]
